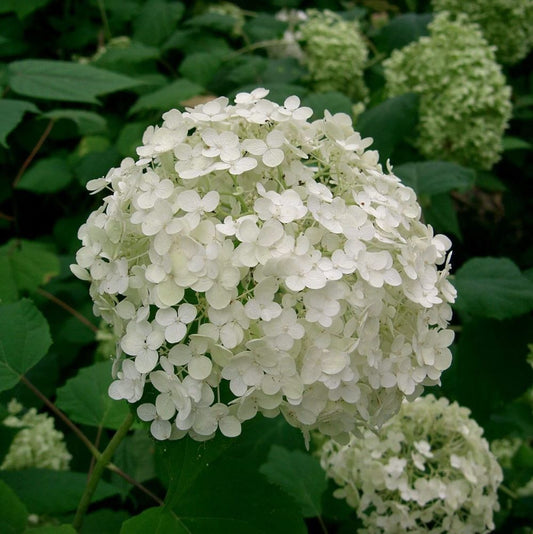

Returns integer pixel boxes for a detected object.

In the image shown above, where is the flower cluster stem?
[72,411,134,531]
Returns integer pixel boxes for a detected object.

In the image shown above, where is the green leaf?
[356,93,419,161]
[0,479,28,534]
[129,79,203,114]
[82,509,130,534]
[303,92,354,119]
[0,239,60,301]
[0,469,120,515]
[445,316,533,424]
[155,434,233,504]
[186,12,238,34]
[0,299,51,392]
[262,58,306,85]
[120,508,183,534]
[394,161,475,196]
[0,99,39,147]
[0,0,50,19]
[56,361,130,429]
[178,52,222,87]
[15,157,72,193]
[170,457,307,533]
[26,526,77,534]
[423,193,462,239]
[8,60,143,103]
[475,171,507,192]
[502,136,532,151]
[260,446,327,517]
[243,14,287,42]
[43,110,107,135]
[375,13,432,54]
[93,42,160,67]
[133,0,185,47]
[454,257,533,320]
[74,147,121,186]
[116,122,147,157]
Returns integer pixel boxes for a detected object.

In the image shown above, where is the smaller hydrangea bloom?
[383,12,512,170]
[1,400,71,471]
[321,395,503,534]
[432,0,533,64]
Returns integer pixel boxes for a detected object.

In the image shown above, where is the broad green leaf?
[155,433,233,504]
[454,257,533,319]
[375,13,432,53]
[129,79,203,114]
[475,171,507,192]
[0,299,51,392]
[112,431,156,495]
[82,509,130,534]
[8,60,143,103]
[133,0,185,47]
[0,239,60,301]
[120,508,183,534]
[356,93,419,161]
[0,470,120,515]
[394,161,475,196]
[260,446,327,517]
[0,0,50,18]
[423,193,462,239]
[93,42,160,67]
[116,122,147,157]
[179,52,222,87]
[185,12,239,34]
[43,110,107,135]
[0,479,28,534]
[262,58,306,85]
[170,457,306,533]
[443,316,533,424]
[15,157,72,193]
[56,361,130,429]
[26,527,76,534]
[0,99,39,147]
[304,92,354,119]
[502,136,532,151]
[243,14,287,42]
[74,148,121,187]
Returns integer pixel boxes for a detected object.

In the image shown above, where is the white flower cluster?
[1,400,71,471]
[320,395,503,534]
[72,88,456,442]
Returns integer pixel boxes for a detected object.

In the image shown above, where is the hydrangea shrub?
[72,89,456,442]
[383,12,512,170]
[432,0,533,64]
[321,395,503,534]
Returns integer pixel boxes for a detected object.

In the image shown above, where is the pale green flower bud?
[383,12,512,170]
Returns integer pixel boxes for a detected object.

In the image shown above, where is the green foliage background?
[0,0,532,532]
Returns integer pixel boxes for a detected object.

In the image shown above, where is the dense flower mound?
[274,9,368,102]
[1,400,71,470]
[72,89,456,442]
[321,395,503,534]
[383,12,512,170]
[432,0,533,64]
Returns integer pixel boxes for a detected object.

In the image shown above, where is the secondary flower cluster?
[321,395,503,534]
[1,400,71,471]
[72,89,455,442]
[275,9,368,102]
[383,12,512,170]
[432,0,533,64]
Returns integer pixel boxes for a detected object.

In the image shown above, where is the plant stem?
[37,288,99,333]
[12,119,55,188]
[73,411,134,531]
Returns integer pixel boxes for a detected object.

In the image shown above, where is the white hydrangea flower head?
[320,395,503,534]
[73,89,456,442]
[383,12,512,170]
[1,400,71,471]
[432,0,533,64]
